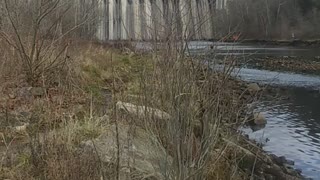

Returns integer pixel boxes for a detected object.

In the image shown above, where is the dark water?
[230,67,320,89]
[135,41,319,58]
[195,41,320,178]
[196,41,320,179]
[229,67,320,179]
[136,41,320,178]
[188,41,319,57]
[241,87,320,179]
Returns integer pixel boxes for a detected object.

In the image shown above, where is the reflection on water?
[231,67,320,89]
[188,41,319,57]
[241,87,320,179]
[135,41,320,57]
[200,41,320,179]
[230,66,320,178]
[136,40,320,178]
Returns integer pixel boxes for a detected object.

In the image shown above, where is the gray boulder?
[247,83,261,92]
[254,112,267,125]
[31,87,46,97]
[82,123,172,180]
[116,101,171,120]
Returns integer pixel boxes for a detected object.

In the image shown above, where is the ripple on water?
[242,88,320,179]
[208,47,320,178]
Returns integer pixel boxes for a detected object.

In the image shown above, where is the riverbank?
[217,39,320,48]
[0,42,304,179]
[217,55,320,76]
[244,56,320,75]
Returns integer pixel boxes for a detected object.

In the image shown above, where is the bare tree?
[0,0,96,85]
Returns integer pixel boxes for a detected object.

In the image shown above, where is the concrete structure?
[96,0,229,40]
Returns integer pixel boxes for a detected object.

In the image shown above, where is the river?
[188,41,320,179]
[236,68,320,179]
[188,41,319,57]
[134,41,320,178]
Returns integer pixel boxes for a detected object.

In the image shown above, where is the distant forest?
[0,0,319,41]
[215,0,320,40]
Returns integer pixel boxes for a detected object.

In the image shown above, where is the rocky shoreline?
[236,56,320,75]
[0,81,306,180]
[217,39,320,48]
[0,46,310,179]
[207,53,320,77]
[191,64,306,179]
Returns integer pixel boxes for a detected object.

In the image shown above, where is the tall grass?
[0,1,257,178]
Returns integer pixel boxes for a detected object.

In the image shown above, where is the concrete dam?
[96,0,228,40]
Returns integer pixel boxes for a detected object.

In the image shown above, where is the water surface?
[241,87,320,179]
[196,41,320,179]
[188,41,319,57]
[229,66,320,179]
[136,40,320,178]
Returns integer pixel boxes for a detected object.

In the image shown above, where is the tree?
[0,0,95,85]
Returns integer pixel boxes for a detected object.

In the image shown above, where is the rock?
[264,174,275,180]
[272,155,287,166]
[285,164,294,170]
[264,164,301,180]
[279,156,287,164]
[14,123,29,133]
[17,87,32,99]
[286,159,295,166]
[253,112,267,125]
[31,87,46,97]
[295,168,302,175]
[250,124,266,132]
[116,101,171,120]
[8,93,16,99]
[123,47,133,55]
[81,123,171,179]
[247,83,261,92]
[286,168,300,177]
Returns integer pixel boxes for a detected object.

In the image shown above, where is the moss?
[74,118,104,143]
[76,125,101,141]
[84,84,102,98]
[82,65,102,79]
[80,48,154,98]
[17,152,32,168]
[120,56,130,65]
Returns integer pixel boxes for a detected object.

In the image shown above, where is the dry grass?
[0,0,260,178]
[0,40,261,180]
[0,41,156,180]
[125,46,251,179]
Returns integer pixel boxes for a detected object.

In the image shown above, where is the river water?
[188,41,320,179]
[236,68,320,179]
[188,41,319,57]
[135,41,320,178]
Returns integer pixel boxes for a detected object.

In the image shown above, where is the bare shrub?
[109,2,250,179]
[0,0,95,86]
[0,1,267,179]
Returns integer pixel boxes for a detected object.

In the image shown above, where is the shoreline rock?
[116,101,171,120]
[81,123,172,180]
[253,112,267,125]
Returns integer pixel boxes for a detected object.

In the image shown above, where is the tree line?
[214,0,320,40]
[0,0,319,42]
